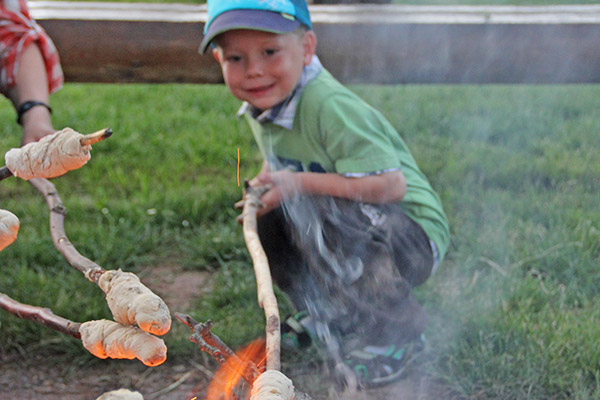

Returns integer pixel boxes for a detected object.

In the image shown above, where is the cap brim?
[200,10,301,53]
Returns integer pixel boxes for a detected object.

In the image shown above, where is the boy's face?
[213,29,316,111]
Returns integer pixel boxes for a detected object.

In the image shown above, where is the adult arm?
[9,43,55,145]
[1,1,63,145]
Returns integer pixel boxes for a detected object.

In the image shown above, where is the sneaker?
[340,334,428,389]
[281,311,316,350]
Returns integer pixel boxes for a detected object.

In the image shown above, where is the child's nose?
[245,58,264,78]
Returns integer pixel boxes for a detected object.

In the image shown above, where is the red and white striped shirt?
[0,0,63,96]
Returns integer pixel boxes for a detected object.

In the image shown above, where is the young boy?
[201,0,450,389]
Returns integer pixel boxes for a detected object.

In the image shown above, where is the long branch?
[242,181,281,371]
[28,177,105,282]
[0,293,81,338]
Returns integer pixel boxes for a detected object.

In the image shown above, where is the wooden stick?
[175,312,259,384]
[80,128,113,146]
[241,180,281,371]
[28,177,106,282]
[0,166,11,180]
[176,313,235,362]
[0,292,81,338]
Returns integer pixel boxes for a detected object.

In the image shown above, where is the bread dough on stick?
[250,370,295,400]
[0,209,19,251]
[95,389,144,400]
[98,269,171,336]
[80,319,167,367]
[5,127,91,180]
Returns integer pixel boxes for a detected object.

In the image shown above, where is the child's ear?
[301,31,317,66]
[212,48,221,63]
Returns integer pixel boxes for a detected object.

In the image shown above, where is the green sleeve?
[316,93,401,175]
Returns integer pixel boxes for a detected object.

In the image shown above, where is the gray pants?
[257,196,433,348]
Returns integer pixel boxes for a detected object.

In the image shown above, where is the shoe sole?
[363,339,428,388]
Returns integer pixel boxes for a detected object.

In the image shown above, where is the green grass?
[1,83,600,399]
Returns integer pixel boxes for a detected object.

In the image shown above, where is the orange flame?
[205,338,266,400]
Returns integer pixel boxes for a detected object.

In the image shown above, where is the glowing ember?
[206,338,266,400]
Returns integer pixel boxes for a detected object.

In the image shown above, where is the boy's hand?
[235,170,299,222]
[234,184,281,223]
[253,170,298,216]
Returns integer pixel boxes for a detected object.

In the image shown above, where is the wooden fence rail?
[30,1,600,84]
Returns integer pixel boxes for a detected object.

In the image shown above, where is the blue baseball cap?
[200,0,312,53]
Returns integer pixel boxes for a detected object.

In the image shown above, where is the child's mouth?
[246,83,275,96]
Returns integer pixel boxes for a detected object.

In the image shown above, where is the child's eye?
[226,55,242,62]
[264,48,278,56]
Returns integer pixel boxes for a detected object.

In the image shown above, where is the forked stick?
[175,312,259,385]
[175,313,236,364]
[241,180,281,371]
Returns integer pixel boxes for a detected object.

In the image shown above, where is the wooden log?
[313,6,600,84]
[30,2,600,84]
[32,2,221,84]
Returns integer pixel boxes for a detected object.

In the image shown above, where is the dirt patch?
[0,352,446,400]
[0,352,210,400]
[137,264,213,314]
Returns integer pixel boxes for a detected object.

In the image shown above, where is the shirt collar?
[237,55,323,130]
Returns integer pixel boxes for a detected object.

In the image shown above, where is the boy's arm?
[253,169,406,217]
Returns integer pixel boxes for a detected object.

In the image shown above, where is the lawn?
[1,82,599,399]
